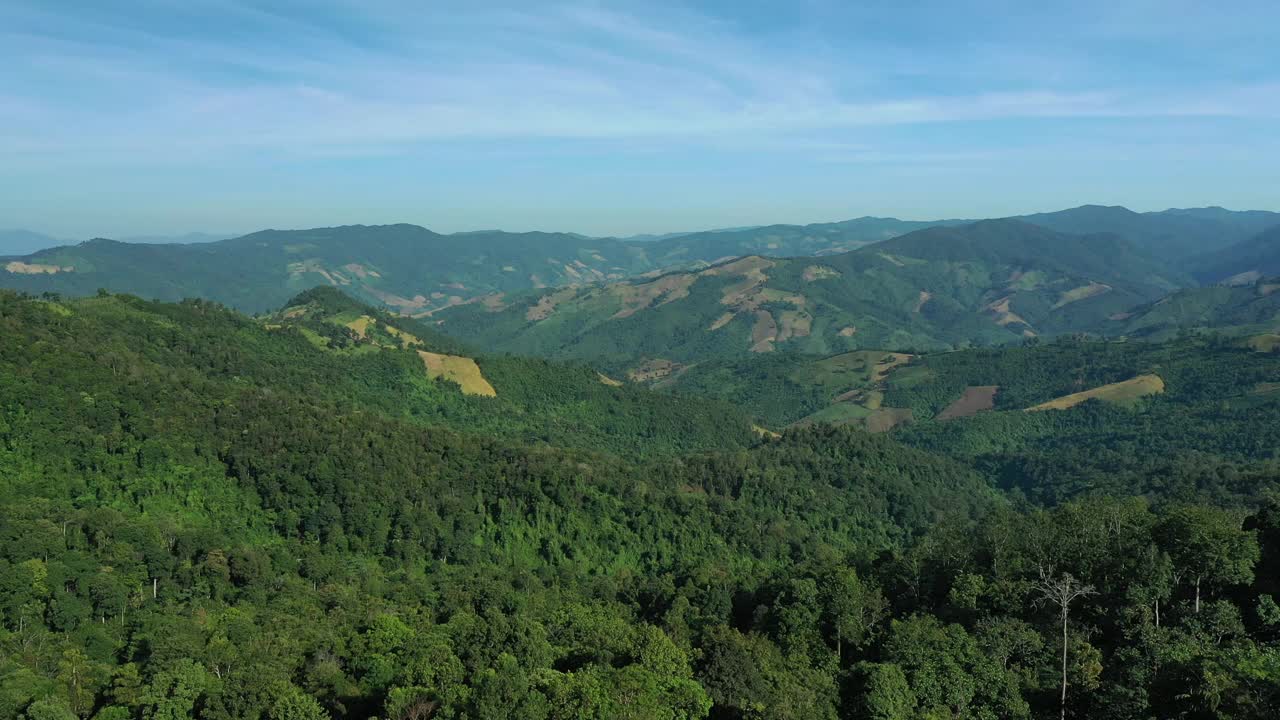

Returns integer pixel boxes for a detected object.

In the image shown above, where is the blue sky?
[1,0,1278,238]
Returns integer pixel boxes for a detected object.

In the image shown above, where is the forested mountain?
[436,220,1188,369]
[4,206,1272,319]
[0,288,754,459]
[1113,277,1280,340]
[1187,226,1280,285]
[0,221,946,316]
[1019,205,1280,261]
[632,216,968,267]
[0,228,651,315]
[4,287,1280,719]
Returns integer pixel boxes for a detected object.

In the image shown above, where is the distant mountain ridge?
[1019,204,1280,260]
[0,229,64,256]
[433,218,1191,368]
[3,205,1276,322]
[1186,225,1280,285]
[0,229,231,255]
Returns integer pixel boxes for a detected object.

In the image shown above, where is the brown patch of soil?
[627,359,687,383]
[750,310,778,352]
[935,386,999,421]
[611,273,697,318]
[526,288,579,321]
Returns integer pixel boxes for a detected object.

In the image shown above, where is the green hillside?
[0,288,754,459]
[437,219,1188,367]
[1188,225,1280,284]
[652,331,1278,427]
[635,216,968,266]
[1112,277,1280,340]
[0,286,1007,719]
[0,219,961,315]
[1020,204,1280,260]
[6,287,1280,719]
[654,334,1280,508]
[0,227,654,315]
[6,206,1273,318]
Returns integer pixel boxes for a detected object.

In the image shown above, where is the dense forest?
[2,289,1280,719]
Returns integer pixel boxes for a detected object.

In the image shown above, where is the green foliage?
[2,286,1280,720]
[438,220,1194,364]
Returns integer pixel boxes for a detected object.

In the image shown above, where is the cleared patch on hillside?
[627,358,687,383]
[612,273,697,319]
[418,351,496,397]
[382,324,421,347]
[1027,374,1164,411]
[750,310,778,352]
[708,312,737,331]
[526,288,579,321]
[1007,269,1046,290]
[984,295,1034,331]
[868,352,912,382]
[706,256,775,305]
[877,253,906,267]
[752,424,782,439]
[802,265,841,281]
[838,326,858,337]
[1225,270,1262,286]
[597,373,623,387]
[341,263,382,279]
[936,386,999,421]
[1260,284,1279,297]
[287,259,350,286]
[345,315,374,338]
[776,311,812,343]
[914,290,932,314]
[367,287,430,315]
[479,293,507,311]
[298,327,330,348]
[1052,282,1112,309]
[865,407,914,433]
[6,261,73,274]
[1247,334,1280,352]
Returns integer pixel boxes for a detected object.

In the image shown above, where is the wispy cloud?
[2,0,1276,164]
[1,0,1278,236]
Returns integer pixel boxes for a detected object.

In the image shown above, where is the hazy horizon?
[3,0,1279,238]
[7,200,1280,248]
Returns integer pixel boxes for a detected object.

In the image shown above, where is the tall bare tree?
[1034,566,1097,720]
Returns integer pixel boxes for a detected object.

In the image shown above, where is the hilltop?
[0,287,755,458]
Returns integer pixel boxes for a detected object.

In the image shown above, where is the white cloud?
[0,0,1276,165]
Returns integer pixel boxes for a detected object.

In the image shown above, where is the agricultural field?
[418,350,497,397]
[935,385,999,420]
[1027,374,1165,411]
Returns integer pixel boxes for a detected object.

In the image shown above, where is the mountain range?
[432,219,1195,367]
[3,206,1278,359]
[0,229,232,255]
